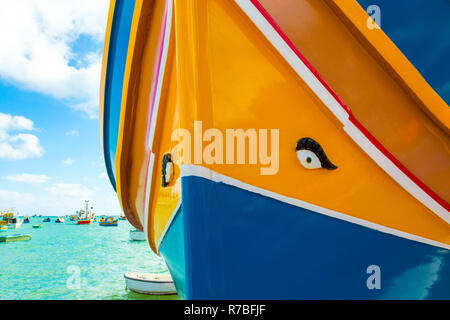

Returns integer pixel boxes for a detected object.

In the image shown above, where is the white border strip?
[156,200,182,253]
[148,0,173,151]
[180,164,450,251]
[345,122,450,223]
[233,0,449,223]
[234,0,348,124]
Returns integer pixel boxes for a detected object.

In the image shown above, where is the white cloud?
[48,182,94,200]
[0,0,109,118]
[65,129,79,136]
[98,172,108,179]
[0,112,44,160]
[0,189,36,202]
[6,173,49,184]
[62,157,75,165]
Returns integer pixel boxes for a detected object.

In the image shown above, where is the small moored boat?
[0,234,32,243]
[24,217,31,223]
[130,229,146,241]
[124,273,177,295]
[43,217,51,222]
[55,217,65,223]
[32,224,42,229]
[99,217,118,227]
[0,225,7,232]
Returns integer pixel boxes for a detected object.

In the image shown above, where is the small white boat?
[124,273,177,295]
[129,229,146,241]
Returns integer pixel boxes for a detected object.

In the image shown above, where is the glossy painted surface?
[147,0,449,248]
[160,175,450,299]
[100,0,450,299]
[100,0,450,248]
[356,0,450,105]
[159,204,186,299]
[259,0,450,204]
[101,0,136,191]
[114,0,179,234]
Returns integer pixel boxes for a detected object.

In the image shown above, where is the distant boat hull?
[99,221,118,227]
[130,229,146,241]
[32,224,42,229]
[124,273,177,295]
[77,219,94,225]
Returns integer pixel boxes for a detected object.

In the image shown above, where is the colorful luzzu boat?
[100,0,450,299]
[99,217,119,226]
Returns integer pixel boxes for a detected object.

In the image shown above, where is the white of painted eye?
[296,150,322,169]
[165,161,173,184]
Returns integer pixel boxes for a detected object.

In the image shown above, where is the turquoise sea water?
[0,218,179,300]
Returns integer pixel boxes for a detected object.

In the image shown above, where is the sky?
[0,0,122,216]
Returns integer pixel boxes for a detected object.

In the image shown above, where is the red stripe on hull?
[249,0,449,211]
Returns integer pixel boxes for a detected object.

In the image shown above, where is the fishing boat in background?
[99,217,118,226]
[0,234,32,243]
[77,201,96,225]
[24,217,31,224]
[124,273,177,295]
[32,224,42,229]
[129,229,146,241]
[2,211,23,229]
[119,215,127,220]
[43,217,51,223]
[101,0,450,299]
[55,217,65,223]
[0,225,7,232]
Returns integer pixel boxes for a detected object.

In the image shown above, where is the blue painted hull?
[160,175,450,300]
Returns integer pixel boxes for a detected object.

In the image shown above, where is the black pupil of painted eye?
[306,157,312,164]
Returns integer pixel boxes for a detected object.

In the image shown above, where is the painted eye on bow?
[162,153,174,187]
[295,138,337,170]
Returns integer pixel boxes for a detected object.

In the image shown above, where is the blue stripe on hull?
[160,175,450,299]
[159,205,187,299]
[102,0,136,191]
